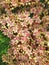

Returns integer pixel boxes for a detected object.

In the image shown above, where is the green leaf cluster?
[0,30,10,65]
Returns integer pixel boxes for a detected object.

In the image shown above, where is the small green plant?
[0,30,10,65]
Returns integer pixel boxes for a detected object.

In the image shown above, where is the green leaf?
[0,30,10,65]
[40,0,45,3]
[0,30,10,55]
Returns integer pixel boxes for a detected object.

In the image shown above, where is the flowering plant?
[0,0,49,65]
